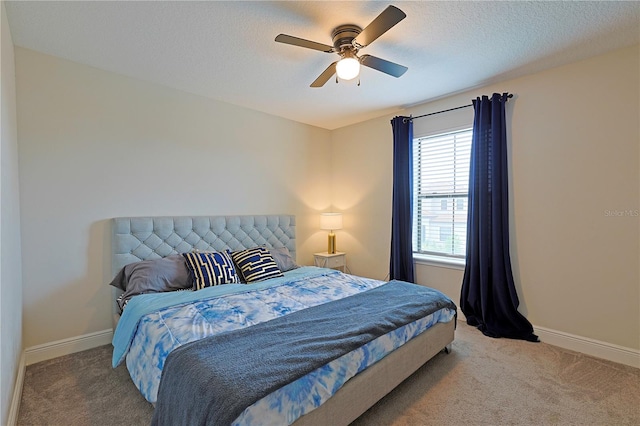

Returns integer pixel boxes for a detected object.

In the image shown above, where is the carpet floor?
[17,323,639,425]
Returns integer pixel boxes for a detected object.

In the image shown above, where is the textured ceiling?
[5,1,639,130]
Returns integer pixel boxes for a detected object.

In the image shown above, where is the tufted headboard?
[111,215,296,321]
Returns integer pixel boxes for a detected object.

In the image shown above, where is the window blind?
[413,128,472,258]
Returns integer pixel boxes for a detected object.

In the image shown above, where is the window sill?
[413,254,465,271]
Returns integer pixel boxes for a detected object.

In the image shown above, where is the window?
[413,128,472,259]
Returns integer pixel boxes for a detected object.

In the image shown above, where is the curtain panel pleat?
[460,93,538,342]
[390,116,415,282]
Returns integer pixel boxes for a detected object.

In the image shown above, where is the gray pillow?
[268,246,299,272]
[109,254,192,312]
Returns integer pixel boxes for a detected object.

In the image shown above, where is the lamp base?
[327,232,336,254]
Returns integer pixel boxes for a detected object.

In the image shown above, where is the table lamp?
[320,212,343,254]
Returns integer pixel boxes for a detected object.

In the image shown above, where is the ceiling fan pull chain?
[357,77,361,86]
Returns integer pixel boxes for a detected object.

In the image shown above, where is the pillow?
[183,251,240,290]
[231,247,284,283]
[268,246,299,272]
[109,254,192,313]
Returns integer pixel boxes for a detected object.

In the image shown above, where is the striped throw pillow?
[231,247,283,283]
[182,251,240,290]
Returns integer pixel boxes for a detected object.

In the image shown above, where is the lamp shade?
[320,213,343,230]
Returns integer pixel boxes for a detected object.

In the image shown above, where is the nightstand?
[314,252,346,272]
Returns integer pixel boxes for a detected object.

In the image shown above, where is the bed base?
[294,319,455,425]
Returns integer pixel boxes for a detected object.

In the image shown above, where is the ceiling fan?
[275,5,408,87]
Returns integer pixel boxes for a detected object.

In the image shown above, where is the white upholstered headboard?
[111,215,296,319]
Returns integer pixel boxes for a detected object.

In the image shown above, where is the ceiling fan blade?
[311,62,337,87]
[360,55,408,78]
[353,5,406,48]
[275,34,335,53]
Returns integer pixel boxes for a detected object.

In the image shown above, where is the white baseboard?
[24,329,113,366]
[457,309,638,368]
[7,353,25,426]
[534,325,639,368]
[19,323,638,370]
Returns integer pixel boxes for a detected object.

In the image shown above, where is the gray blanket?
[151,280,456,426]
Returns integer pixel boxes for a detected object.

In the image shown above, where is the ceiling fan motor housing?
[332,25,362,55]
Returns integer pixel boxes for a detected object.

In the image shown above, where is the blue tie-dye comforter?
[152,279,457,426]
[112,267,456,424]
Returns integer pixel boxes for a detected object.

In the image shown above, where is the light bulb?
[336,57,360,81]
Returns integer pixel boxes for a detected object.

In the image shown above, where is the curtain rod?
[404,93,513,123]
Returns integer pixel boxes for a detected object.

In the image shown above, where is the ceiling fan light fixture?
[336,56,360,80]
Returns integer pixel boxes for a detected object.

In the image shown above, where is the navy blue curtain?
[389,116,415,282]
[460,93,538,342]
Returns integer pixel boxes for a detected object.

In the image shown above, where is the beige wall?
[332,45,639,350]
[1,2,23,424]
[11,38,640,360]
[16,47,332,348]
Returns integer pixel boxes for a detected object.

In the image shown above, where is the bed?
[110,215,456,425]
